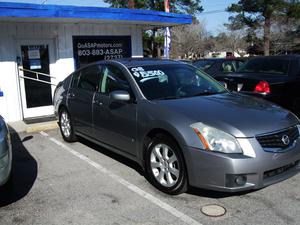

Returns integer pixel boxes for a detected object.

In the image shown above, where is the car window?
[193,60,214,70]
[237,60,245,68]
[129,64,226,100]
[77,65,102,92]
[221,61,235,73]
[71,72,79,88]
[221,60,245,73]
[238,58,290,75]
[100,65,130,94]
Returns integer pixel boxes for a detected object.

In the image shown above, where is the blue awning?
[0,2,192,27]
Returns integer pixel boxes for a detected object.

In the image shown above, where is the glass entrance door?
[18,40,55,119]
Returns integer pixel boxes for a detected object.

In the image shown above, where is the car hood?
[155,93,299,138]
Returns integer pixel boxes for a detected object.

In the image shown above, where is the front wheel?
[145,134,187,195]
[59,109,77,142]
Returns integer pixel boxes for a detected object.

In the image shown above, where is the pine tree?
[227,0,300,56]
[103,0,203,16]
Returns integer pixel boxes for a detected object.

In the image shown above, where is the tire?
[59,108,77,142]
[145,134,188,195]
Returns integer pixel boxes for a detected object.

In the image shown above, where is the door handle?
[93,100,103,106]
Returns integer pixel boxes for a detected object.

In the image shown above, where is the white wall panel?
[0,22,143,122]
[0,33,22,122]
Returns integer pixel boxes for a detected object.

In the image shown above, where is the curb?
[26,122,59,133]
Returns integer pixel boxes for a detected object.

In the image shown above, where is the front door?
[18,40,55,119]
[93,64,137,156]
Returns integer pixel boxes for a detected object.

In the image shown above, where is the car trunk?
[215,73,289,96]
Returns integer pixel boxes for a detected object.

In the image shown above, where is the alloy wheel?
[150,144,180,188]
[60,111,71,138]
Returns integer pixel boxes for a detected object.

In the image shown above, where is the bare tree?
[213,29,248,56]
[171,21,212,59]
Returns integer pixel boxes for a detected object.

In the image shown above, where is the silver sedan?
[54,59,300,194]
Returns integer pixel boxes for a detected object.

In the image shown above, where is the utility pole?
[163,0,171,59]
[164,0,170,13]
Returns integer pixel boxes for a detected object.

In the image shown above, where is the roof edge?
[0,2,192,25]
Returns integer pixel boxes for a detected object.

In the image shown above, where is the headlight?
[191,122,243,154]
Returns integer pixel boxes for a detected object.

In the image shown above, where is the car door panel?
[67,65,102,136]
[68,88,95,135]
[93,64,137,156]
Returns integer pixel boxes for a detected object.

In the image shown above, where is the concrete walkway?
[8,120,58,133]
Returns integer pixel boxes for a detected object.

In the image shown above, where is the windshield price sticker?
[131,67,168,83]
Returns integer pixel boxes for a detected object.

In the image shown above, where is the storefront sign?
[73,36,132,68]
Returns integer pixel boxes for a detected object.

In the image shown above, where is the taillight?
[254,81,270,94]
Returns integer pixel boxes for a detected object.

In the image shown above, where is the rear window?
[238,58,290,75]
[221,60,244,73]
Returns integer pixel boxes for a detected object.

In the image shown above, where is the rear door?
[67,64,102,136]
[92,64,137,156]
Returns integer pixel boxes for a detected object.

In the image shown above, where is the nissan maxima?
[53,59,300,195]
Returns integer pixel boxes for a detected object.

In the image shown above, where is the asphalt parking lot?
[0,128,299,225]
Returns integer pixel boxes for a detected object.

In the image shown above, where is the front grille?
[256,126,299,149]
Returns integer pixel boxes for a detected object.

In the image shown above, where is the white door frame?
[17,39,56,119]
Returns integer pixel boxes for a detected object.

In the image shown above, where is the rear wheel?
[59,109,77,142]
[145,134,187,195]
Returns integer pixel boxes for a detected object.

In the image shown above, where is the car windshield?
[238,58,290,75]
[128,64,226,100]
[193,60,215,70]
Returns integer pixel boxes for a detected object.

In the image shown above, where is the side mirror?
[109,90,130,102]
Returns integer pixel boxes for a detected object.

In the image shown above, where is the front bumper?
[185,137,300,192]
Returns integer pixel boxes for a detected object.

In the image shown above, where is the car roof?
[248,55,300,60]
[194,58,245,62]
[113,58,183,67]
[74,58,186,72]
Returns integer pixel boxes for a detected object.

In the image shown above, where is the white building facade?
[0,2,191,122]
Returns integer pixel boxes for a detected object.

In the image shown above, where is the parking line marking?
[40,131,202,225]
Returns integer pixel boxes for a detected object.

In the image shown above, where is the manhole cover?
[201,204,226,217]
